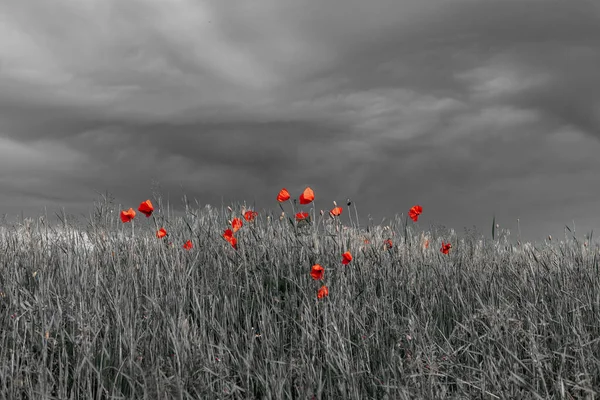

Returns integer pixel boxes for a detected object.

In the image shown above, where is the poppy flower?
[120,208,136,223]
[330,206,343,217]
[231,218,243,233]
[310,264,325,280]
[223,229,237,249]
[244,210,258,222]
[183,240,193,250]
[423,239,430,249]
[138,200,154,217]
[364,239,370,244]
[295,212,310,221]
[277,188,291,202]
[317,285,329,299]
[226,236,237,249]
[156,227,167,238]
[299,187,315,205]
[408,205,423,222]
[384,239,393,249]
[441,241,451,255]
[342,251,352,265]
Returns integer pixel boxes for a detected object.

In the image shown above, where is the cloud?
[1,0,599,241]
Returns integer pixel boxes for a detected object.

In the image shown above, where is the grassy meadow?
[0,190,599,399]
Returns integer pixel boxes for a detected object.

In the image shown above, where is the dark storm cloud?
[1,0,599,242]
[66,118,355,204]
[310,0,600,134]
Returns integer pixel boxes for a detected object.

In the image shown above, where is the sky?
[1,0,600,243]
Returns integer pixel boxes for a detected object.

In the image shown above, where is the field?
[0,190,599,399]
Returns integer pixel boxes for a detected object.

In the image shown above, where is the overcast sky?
[1,0,600,243]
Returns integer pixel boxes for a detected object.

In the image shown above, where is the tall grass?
[0,194,599,399]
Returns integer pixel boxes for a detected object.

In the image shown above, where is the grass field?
[0,190,599,399]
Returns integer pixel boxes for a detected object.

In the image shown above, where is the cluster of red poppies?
[119,189,452,299]
[120,200,191,249]
[221,210,259,250]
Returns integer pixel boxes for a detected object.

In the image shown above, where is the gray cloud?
[1,0,599,242]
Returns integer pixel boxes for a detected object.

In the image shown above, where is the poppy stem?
[289,198,296,222]
[279,202,297,235]
[312,206,319,254]
[347,205,353,229]
[353,202,360,230]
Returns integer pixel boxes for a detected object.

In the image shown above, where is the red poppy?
[231,217,243,233]
[330,206,342,217]
[138,200,154,218]
[156,227,167,238]
[310,264,325,280]
[226,236,237,249]
[423,239,429,249]
[317,285,329,299]
[120,208,136,223]
[299,187,315,205]
[364,239,370,244]
[342,251,352,265]
[244,210,258,221]
[295,212,310,221]
[408,205,423,222]
[384,239,393,249]
[441,241,451,254]
[183,240,193,250]
[277,188,291,202]
[223,229,237,249]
